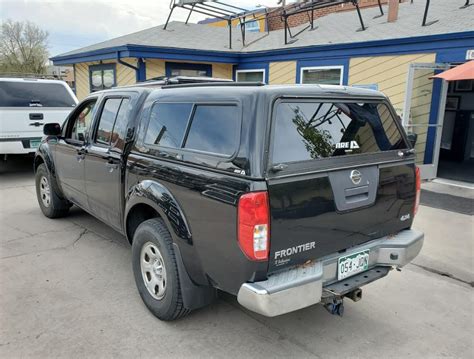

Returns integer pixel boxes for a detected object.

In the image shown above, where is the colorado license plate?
[30,139,41,148]
[337,249,370,280]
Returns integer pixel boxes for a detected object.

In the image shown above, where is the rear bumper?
[237,229,424,317]
[0,137,42,154]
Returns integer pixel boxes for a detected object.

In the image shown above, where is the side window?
[145,103,193,148]
[184,105,239,156]
[95,98,122,145]
[111,98,130,149]
[69,100,97,142]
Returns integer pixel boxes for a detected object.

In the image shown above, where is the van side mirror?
[407,132,417,148]
[43,123,61,136]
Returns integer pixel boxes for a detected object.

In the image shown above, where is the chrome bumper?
[237,229,424,317]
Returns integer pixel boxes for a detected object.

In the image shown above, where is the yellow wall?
[349,53,436,114]
[348,53,436,165]
[207,17,266,32]
[146,59,165,80]
[75,59,234,100]
[74,58,137,100]
[212,63,233,79]
[269,61,296,84]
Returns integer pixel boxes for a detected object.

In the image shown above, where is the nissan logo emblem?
[350,170,362,185]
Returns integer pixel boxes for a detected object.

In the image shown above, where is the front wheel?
[132,218,190,321]
[35,164,70,218]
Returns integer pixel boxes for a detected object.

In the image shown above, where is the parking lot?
[0,155,472,358]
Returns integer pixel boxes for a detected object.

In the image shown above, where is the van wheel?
[35,164,70,218]
[132,218,190,321]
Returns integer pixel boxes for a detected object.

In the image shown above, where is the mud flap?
[172,243,216,310]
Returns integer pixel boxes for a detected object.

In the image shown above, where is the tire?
[35,163,70,218]
[132,218,190,321]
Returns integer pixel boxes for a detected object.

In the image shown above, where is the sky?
[0,0,291,57]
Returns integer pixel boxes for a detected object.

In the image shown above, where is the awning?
[430,61,474,81]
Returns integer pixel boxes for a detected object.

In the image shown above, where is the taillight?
[414,166,421,215]
[238,191,270,261]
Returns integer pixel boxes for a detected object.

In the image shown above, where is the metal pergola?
[419,0,471,26]
[163,0,473,48]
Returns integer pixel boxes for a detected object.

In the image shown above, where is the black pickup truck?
[34,78,423,321]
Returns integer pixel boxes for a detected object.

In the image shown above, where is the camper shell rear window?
[271,100,408,164]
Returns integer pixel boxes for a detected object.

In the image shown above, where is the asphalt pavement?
[0,155,473,358]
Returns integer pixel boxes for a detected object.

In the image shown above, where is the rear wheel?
[132,218,190,321]
[35,164,70,218]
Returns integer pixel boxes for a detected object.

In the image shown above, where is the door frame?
[402,62,450,180]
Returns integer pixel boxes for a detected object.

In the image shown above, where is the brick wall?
[267,0,406,31]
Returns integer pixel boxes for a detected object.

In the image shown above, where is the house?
[50,0,474,182]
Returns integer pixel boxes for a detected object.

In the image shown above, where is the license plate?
[30,139,41,148]
[337,249,370,280]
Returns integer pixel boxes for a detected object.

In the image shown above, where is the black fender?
[125,179,213,307]
[34,140,68,201]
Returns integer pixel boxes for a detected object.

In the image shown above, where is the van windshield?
[0,81,76,107]
[272,101,407,164]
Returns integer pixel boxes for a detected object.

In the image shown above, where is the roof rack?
[122,76,235,88]
[162,81,264,89]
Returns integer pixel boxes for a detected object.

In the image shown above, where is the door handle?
[29,122,44,127]
[76,148,86,162]
[105,160,119,172]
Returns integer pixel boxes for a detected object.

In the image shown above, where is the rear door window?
[145,103,193,148]
[272,101,407,164]
[95,98,123,145]
[0,81,76,107]
[184,105,239,156]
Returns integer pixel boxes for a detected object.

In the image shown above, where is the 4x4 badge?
[350,170,362,185]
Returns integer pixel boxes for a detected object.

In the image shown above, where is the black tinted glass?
[185,105,239,156]
[145,103,192,148]
[272,102,406,164]
[96,98,122,144]
[111,98,130,148]
[0,81,76,107]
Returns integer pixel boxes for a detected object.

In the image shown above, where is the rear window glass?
[184,105,239,156]
[145,103,193,148]
[96,98,122,145]
[0,81,76,107]
[272,101,407,164]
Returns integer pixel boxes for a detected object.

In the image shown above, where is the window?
[236,70,265,83]
[70,100,97,142]
[89,64,116,92]
[96,98,122,145]
[244,20,260,32]
[145,103,193,148]
[111,98,130,148]
[300,66,343,85]
[0,81,76,107]
[184,105,239,156]
[272,101,407,164]
[165,62,212,78]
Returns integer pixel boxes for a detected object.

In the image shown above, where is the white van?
[0,78,78,155]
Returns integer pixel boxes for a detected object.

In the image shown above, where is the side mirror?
[43,123,61,136]
[407,132,418,148]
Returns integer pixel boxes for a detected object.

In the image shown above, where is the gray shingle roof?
[55,1,474,58]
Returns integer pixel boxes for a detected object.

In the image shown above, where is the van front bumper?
[237,229,424,317]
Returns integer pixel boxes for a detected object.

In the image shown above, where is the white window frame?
[236,69,266,83]
[299,65,344,85]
